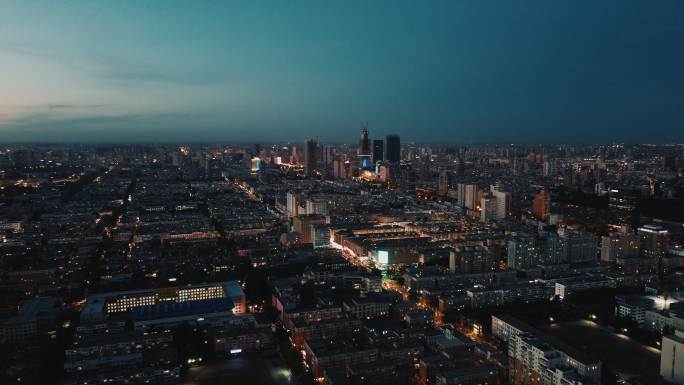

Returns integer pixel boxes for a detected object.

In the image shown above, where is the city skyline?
[2,1,684,144]
[3,3,684,384]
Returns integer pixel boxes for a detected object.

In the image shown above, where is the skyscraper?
[385,134,400,163]
[372,139,384,165]
[358,127,370,156]
[304,139,317,176]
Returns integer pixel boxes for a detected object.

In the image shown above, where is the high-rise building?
[333,159,346,179]
[480,194,498,222]
[507,234,541,269]
[378,162,396,183]
[286,191,303,217]
[456,183,479,210]
[437,170,450,197]
[384,134,401,163]
[455,157,465,177]
[464,184,480,210]
[372,139,384,165]
[557,227,598,263]
[292,215,328,244]
[491,184,511,220]
[600,232,639,262]
[661,330,684,384]
[306,197,329,216]
[358,127,370,156]
[512,157,525,176]
[304,139,317,176]
[322,145,335,169]
[638,224,670,258]
[532,188,550,221]
[543,159,557,177]
[608,188,640,231]
[450,246,495,273]
[291,146,300,165]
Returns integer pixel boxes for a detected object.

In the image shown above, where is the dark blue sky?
[1,1,682,143]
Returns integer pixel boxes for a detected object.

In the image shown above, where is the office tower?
[358,127,372,169]
[608,188,640,231]
[358,127,370,156]
[372,139,384,165]
[304,139,317,176]
[437,170,450,197]
[384,134,401,163]
[532,188,550,221]
[661,331,684,384]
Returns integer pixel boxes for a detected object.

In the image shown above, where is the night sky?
[1,1,683,143]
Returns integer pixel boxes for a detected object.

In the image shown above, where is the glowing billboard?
[378,250,389,265]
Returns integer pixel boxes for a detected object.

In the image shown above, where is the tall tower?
[372,139,384,165]
[437,170,450,197]
[358,125,370,156]
[384,134,401,163]
[304,139,317,177]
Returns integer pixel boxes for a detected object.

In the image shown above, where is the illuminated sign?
[251,157,262,172]
[362,158,371,169]
[378,250,389,265]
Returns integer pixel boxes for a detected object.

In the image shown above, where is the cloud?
[0,112,203,142]
[32,103,111,111]
[0,42,227,86]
